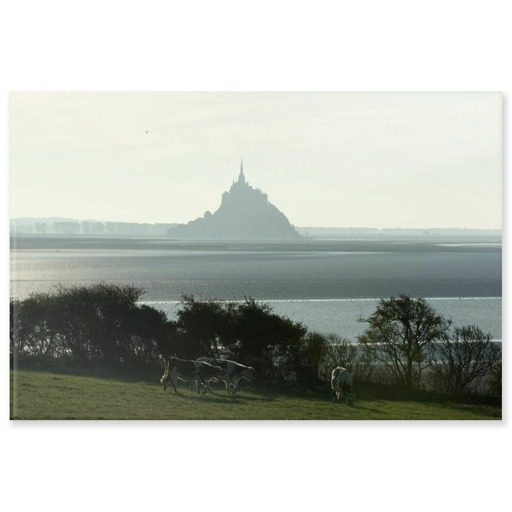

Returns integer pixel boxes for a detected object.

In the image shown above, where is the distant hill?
[167,163,300,240]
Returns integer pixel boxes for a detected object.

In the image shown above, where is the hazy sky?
[9,92,502,229]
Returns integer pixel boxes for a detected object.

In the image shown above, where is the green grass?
[10,369,501,420]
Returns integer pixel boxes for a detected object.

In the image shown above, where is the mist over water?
[10,236,502,341]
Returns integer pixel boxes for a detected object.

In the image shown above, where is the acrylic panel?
[9,92,502,420]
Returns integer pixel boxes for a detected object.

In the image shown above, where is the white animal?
[197,357,256,394]
[160,356,224,394]
[331,367,353,403]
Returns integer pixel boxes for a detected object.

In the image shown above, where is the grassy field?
[10,369,501,420]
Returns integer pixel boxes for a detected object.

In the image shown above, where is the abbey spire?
[238,157,246,184]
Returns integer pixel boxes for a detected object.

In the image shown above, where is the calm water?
[10,235,502,341]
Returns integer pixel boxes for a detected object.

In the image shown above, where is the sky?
[9,91,502,229]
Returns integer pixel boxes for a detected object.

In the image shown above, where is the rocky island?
[168,162,300,240]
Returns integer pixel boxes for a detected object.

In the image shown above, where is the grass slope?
[10,369,501,420]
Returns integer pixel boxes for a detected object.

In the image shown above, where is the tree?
[11,284,170,371]
[302,332,329,382]
[175,296,308,381]
[10,293,64,359]
[121,305,169,368]
[358,295,450,391]
[431,325,501,397]
[319,333,358,381]
[51,283,145,365]
[177,295,236,358]
[487,357,502,401]
[233,298,307,375]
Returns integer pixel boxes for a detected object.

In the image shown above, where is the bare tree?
[319,333,358,380]
[432,325,501,397]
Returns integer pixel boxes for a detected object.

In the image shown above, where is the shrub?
[10,284,170,371]
[429,326,502,398]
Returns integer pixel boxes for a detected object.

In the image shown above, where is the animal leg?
[205,380,215,394]
[172,375,180,394]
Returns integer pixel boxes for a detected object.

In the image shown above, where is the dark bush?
[10,284,171,371]
[429,326,502,399]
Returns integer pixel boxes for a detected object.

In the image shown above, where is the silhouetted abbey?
[168,161,300,239]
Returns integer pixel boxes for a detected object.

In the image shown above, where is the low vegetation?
[10,284,502,419]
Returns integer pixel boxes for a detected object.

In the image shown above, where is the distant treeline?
[10,285,501,403]
[11,218,501,238]
[297,227,502,236]
[10,219,178,236]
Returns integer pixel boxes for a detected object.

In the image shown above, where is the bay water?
[10,235,502,342]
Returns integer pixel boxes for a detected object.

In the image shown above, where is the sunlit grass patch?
[10,370,501,420]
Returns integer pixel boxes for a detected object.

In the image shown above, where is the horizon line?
[8,217,502,232]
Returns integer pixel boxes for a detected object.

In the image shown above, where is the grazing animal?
[160,356,224,394]
[197,357,256,394]
[331,367,353,403]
